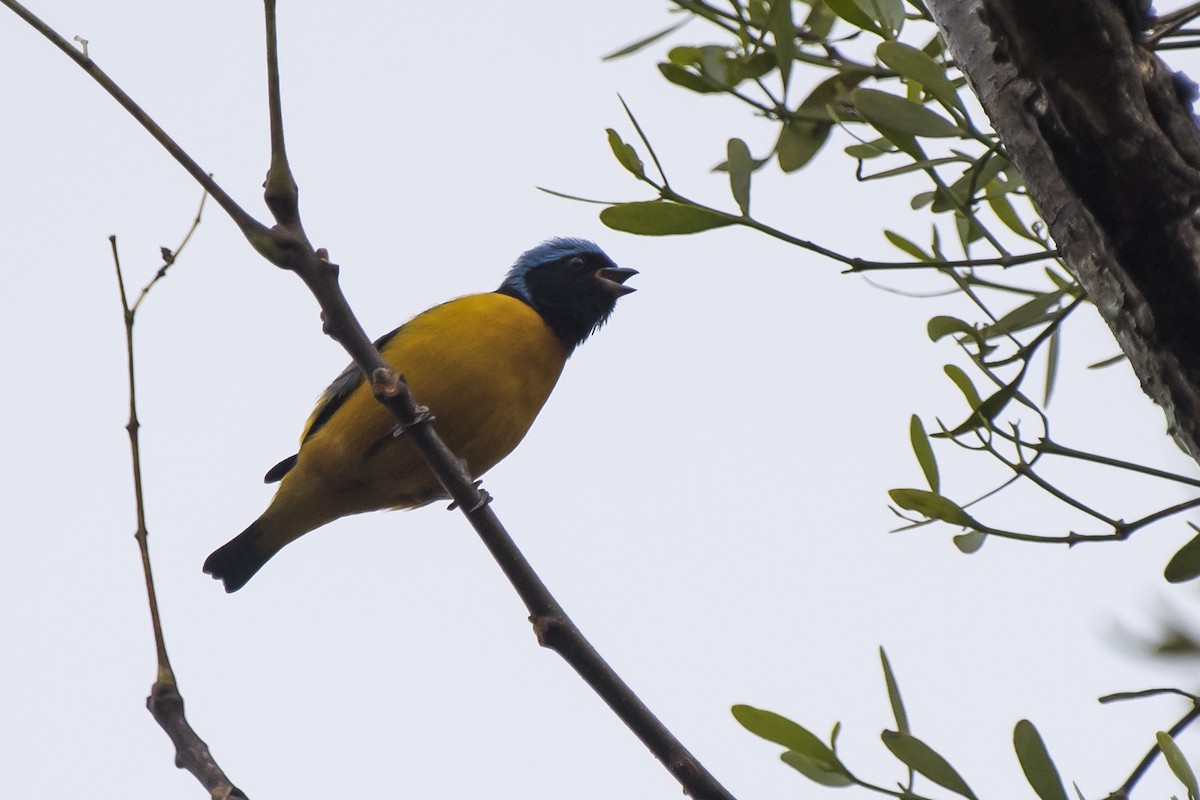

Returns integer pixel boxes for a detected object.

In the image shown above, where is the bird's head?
[497,238,637,352]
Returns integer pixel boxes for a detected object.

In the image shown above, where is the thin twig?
[112,194,244,798]
[1106,696,1200,799]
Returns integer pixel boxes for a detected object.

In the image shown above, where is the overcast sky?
[4,2,1199,798]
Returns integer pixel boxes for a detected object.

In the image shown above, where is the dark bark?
[928,0,1200,464]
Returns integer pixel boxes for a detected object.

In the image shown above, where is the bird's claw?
[446,481,491,512]
[390,405,435,438]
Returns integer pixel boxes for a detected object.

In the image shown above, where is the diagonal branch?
[4,1,737,797]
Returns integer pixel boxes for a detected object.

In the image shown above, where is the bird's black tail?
[203,520,277,593]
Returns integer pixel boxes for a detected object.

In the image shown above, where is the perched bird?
[204,238,636,592]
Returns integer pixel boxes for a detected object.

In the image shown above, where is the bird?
[203,237,636,592]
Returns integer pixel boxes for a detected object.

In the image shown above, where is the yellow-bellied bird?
[204,238,636,592]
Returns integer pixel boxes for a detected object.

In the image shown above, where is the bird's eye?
[568,257,586,270]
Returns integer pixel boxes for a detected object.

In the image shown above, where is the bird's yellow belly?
[283,293,568,520]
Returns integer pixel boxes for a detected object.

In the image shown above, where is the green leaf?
[927,315,982,346]
[886,230,932,261]
[767,0,795,87]
[977,290,1064,340]
[1087,353,1126,370]
[823,0,877,32]
[732,705,850,779]
[845,137,893,159]
[1164,526,1200,583]
[881,731,978,800]
[860,0,905,37]
[910,190,936,210]
[825,0,903,37]
[1014,720,1068,800]
[600,201,734,236]
[909,415,939,493]
[602,17,690,61]
[1157,731,1199,800]
[889,489,976,527]
[1044,326,1060,406]
[606,129,645,180]
[954,211,985,248]
[658,62,719,93]
[943,364,982,409]
[727,138,753,216]
[953,531,987,553]
[944,383,1016,436]
[880,648,910,734]
[803,2,838,40]
[988,192,1039,242]
[800,69,874,112]
[853,88,961,138]
[876,41,964,113]
[780,751,855,787]
[926,315,968,341]
[778,121,832,173]
[862,157,963,182]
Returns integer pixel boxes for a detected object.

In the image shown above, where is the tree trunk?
[928,0,1200,464]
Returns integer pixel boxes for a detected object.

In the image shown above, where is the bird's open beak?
[596,266,638,297]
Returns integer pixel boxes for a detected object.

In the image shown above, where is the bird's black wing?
[261,324,406,483]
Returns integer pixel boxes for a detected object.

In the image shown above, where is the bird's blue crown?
[500,237,607,304]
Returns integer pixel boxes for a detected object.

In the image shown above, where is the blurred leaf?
[1014,720,1068,800]
[988,191,1040,242]
[767,0,795,87]
[727,138,753,216]
[658,61,719,93]
[863,0,905,37]
[881,731,978,800]
[1087,353,1126,369]
[909,415,939,492]
[943,364,982,410]
[732,705,850,779]
[954,211,985,248]
[846,137,893,159]
[1164,526,1200,583]
[602,17,690,61]
[606,129,645,180]
[910,190,935,209]
[823,0,877,32]
[862,156,962,182]
[927,316,989,352]
[801,69,874,112]
[733,51,777,83]
[880,648,910,734]
[826,0,904,37]
[872,123,924,160]
[1157,731,1199,800]
[943,382,1016,436]
[803,2,838,39]
[1044,326,1060,406]
[933,155,1009,215]
[876,41,964,113]
[778,121,832,172]
[853,88,961,138]
[600,201,734,235]
[977,290,1064,340]
[780,750,855,787]
[953,531,987,553]
[889,489,976,527]
[886,230,932,261]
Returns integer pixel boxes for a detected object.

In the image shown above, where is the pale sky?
[4,2,1199,798]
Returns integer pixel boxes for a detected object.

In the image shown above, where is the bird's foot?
[446,481,491,512]
[389,405,435,438]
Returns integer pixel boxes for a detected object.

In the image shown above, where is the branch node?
[529,612,573,649]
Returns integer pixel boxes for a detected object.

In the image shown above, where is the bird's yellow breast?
[277,292,568,524]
